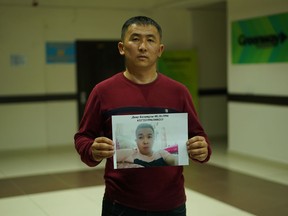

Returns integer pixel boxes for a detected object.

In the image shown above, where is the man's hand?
[186,136,208,162]
[91,137,114,162]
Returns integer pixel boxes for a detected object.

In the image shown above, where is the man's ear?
[158,44,165,58]
[118,41,125,56]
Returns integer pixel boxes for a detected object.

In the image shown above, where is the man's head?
[118,16,164,70]
[121,16,162,41]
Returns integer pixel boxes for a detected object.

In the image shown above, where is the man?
[74,16,211,216]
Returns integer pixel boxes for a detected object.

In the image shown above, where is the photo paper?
[112,113,189,169]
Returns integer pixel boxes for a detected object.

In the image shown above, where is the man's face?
[136,127,154,155]
[118,24,164,69]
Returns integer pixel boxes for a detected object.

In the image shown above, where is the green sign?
[232,12,288,63]
[157,50,198,109]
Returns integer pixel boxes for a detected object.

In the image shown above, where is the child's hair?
[135,123,154,135]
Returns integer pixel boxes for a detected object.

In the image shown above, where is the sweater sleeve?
[182,87,212,163]
[74,87,103,167]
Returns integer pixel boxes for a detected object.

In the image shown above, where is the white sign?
[112,113,189,169]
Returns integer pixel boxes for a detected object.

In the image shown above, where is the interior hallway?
[0,139,287,216]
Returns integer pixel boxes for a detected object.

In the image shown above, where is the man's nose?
[139,40,147,51]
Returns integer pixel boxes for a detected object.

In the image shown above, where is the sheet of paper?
[112,113,189,169]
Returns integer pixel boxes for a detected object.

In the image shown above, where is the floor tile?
[209,141,288,186]
[0,147,102,179]
[185,188,254,216]
[29,189,100,216]
[0,196,47,216]
[0,140,287,216]
[0,178,25,198]
[184,162,288,216]
[0,186,254,216]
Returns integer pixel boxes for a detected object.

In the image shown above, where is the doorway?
[76,40,125,123]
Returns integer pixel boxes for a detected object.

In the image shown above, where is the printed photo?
[112,113,189,169]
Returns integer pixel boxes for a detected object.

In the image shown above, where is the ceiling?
[0,0,225,10]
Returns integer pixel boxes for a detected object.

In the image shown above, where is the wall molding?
[1,91,287,107]
[199,88,227,96]
[228,94,288,106]
[0,94,77,104]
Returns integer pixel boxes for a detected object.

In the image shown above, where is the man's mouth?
[138,55,148,60]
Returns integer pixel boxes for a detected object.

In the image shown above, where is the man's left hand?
[186,136,208,162]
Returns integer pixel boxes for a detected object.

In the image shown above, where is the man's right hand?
[91,137,114,162]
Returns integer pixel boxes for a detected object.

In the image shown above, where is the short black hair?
[135,123,155,136]
[121,16,162,41]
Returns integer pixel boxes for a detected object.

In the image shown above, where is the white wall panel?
[228,102,288,164]
[0,103,47,150]
[227,0,288,164]
[0,5,196,151]
[46,101,78,147]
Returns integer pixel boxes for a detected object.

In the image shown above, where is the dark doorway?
[76,40,125,123]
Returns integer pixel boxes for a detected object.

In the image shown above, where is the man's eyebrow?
[130,33,157,38]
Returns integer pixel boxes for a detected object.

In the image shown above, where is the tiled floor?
[0,139,287,216]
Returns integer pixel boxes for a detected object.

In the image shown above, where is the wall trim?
[1,92,287,107]
[228,94,288,106]
[198,88,227,96]
[0,88,228,104]
[0,94,77,104]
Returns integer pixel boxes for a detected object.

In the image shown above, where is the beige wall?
[1,6,205,151]
[227,0,288,164]
[190,9,227,138]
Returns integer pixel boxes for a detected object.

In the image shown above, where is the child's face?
[136,127,154,155]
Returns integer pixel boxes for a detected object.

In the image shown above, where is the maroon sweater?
[74,72,211,211]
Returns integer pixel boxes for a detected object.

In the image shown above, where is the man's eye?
[132,37,139,41]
